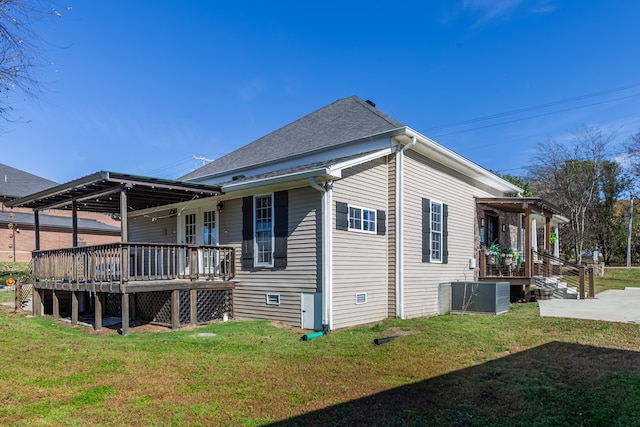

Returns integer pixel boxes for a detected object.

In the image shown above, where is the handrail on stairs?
[532,250,595,299]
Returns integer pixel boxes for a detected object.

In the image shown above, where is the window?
[266,294,280,305]
[203,210,216,245]
[422,198,448,264]
[184,212,196,244]
[242,191,288,270]
[348,205,376,233]
[255,195,274,267]
[431,201,442,262]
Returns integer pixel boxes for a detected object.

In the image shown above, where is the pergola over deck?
[6,171,234,334]
[6,171,223,246]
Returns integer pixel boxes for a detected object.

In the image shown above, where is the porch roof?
[476,197,565,218]
[5,171,222,214]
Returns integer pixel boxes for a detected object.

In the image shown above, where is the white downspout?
[309,177,333,331]
[396,136,417,319]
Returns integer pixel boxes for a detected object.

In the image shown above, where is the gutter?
[308,177,333,332]
[395,135,416,319]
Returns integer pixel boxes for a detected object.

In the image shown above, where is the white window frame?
[254,194,274,267]
[347,204,377,234]
[430,200,443,263]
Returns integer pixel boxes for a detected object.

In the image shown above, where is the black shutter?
[336,201,348,230]
[376,210,386,235]
[273,190,288,269]
[241,196,254,269]
[422,198,431,263]
[442,203,449,264]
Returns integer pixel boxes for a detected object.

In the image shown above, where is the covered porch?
[476,197,593,301]
[7,171,235,334]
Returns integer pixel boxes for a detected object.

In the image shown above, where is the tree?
[589,160,630,264]
[529,125,617,264]
[0,0,61,119]
[491,172,533,197]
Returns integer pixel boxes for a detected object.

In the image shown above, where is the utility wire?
[431,92,640,137]
[426,81,640,132]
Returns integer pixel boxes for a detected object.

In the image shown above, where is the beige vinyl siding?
[219,186,321,326]
[387,154,396,318]
[128,209,176,243]
[332,157,388,329]
[401,150,498,318]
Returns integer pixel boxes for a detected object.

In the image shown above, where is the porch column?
[71,291,78,326]
[94,292,103,331]
[553,225,560,258]
[52,290,60,320]
[32,288,42,316]
[524,208,532,277]
[171,289,180,329]
[34,210,40,250]
[545,219,551,254]
[121,293,130,335]
[120,188,128,242]
[72,201,78,247]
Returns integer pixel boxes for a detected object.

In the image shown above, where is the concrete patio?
[538,288,640,324]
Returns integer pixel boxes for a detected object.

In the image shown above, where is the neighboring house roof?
[0,163,58,200]
[180,96,405,181]
[0,211,120,233]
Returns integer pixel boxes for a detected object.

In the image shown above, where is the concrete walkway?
[538,288,640,324]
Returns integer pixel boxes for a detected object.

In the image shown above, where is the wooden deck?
[30,243,236,334]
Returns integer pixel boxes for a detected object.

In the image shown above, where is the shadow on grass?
[270,341,640,426]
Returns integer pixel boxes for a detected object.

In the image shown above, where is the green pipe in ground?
[301,331,324,341]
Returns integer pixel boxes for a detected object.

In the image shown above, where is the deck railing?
[479,249,594,298]
[32,243,235,287]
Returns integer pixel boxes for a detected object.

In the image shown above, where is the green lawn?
[596,267,640,293]
[0,269,639,426]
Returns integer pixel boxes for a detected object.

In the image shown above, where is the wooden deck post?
[71,291,78,326]
[171,289,181,329]
[32,288,42,316]
[94,292,103,331]
[579,267,586,300]
[52,290,60,319]
[190,289,198,325]
[588,268,595,298]
[121,293,129,336]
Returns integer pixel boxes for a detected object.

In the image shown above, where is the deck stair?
[534,277,579,300]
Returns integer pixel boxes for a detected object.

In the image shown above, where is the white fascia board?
[221,168,340,193]
[397,127,523,195]
[326,147,396,176]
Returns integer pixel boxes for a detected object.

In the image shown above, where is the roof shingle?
[180,96,405,181]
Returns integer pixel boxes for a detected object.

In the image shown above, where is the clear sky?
[4,0,640,184]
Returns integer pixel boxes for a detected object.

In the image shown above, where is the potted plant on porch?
[485,243,501,265]
[502,247,516,266]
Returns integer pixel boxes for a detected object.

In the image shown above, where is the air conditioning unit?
[451,281,510,315]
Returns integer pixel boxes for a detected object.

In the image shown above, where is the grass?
[596,267,640,293]
[0,270,639,426]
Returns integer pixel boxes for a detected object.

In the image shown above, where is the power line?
[425,81,640,132]
[431,92,640,137]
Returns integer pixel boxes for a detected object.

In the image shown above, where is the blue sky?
[5,0,640,183]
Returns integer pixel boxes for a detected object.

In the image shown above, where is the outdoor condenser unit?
[450,281,510,315]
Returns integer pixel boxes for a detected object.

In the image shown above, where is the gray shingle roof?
[0,163,58,199]
[180,96,405,181]
[0,211,120,232]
